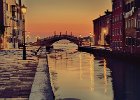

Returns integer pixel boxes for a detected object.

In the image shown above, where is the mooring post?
[60,32,62,35]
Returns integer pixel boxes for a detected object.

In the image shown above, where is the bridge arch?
[36,34,82,47]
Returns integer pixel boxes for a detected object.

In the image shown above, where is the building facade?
[93,0,140,54]
[111,0,125,52]
[0,0,25,49]
[93,10,112,46]
[124,0,140,54]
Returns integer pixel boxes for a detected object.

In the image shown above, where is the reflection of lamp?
[21,4,27,60]
[79,53,82,80]
[90,55,94,91]
[103,59,107,93]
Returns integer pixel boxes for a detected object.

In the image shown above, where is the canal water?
[48,40,140,100]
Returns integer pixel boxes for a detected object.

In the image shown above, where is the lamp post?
[93,33,95,45]
[36,36,40,42]
[89,32,93,47]
[79,34,82,46]
[26,34,30,44]
[21,5,27,60]
[103,28,107,46]
[13,27,17,48]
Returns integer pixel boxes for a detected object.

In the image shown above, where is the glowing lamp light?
[79,34,82,38]
[89,32,93,37]
[14,26,17,30]
[103,28,107,35]
[36,36,40,40]
[21,5,27,14]
[26,35,30,38]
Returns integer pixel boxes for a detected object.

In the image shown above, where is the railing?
[34,34,82,46]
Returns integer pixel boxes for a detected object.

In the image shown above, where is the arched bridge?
[34,34,82,47]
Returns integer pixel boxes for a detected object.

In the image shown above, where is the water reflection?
[104,59,107,94]
[90,54,94,91]
[48,40,113,100]
[106,58,140,100]
[79,52,83,80]
[48,40,140,100]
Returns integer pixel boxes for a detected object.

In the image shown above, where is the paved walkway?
[29,52,55,100]
[0,50,38,99]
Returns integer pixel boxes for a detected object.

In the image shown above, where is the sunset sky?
[24,0,112,40]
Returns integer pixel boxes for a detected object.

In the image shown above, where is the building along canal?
[47,40,140,100]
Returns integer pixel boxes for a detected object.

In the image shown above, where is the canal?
[48,40,140,100]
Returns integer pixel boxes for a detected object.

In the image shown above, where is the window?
[112,29,114,35]
[136,38,140,47]
[11,5,16,17]
[6,3,8,11]
[131,19,133,28]
[125,21,128,28]
[128,3,131,11]
[11,5,16,12]
[126,37,135,46]
[132,38,135,46]
[120,28,121,35]
[128,20,131,28]
[117,29,119,35]
[126,37,131,46]
[120,1,122,7]
[135,18,137,27]
[137,20,140,28]
[115,28,116,35]
[131,1,134,8]
[120,14,122,21]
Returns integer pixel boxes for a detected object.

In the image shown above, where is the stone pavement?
[29,58,55,100]
[0,50,38,99]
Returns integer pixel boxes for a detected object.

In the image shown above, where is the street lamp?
[79,34,82,38]
[93,33,95,45]
[21,5,27,60]
[89,32,93,47]
[26,35,30,44]
[103,28,107,35]
[103,28,107,46]
[36,36,40,42]
[79,34,82,46]
[21,5,27,14]
[13,27,17,48]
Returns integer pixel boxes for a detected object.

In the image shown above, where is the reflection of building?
[106,58,140,100]
[0,0,25,49]
[124,0,140,54]
[93,10,112,46]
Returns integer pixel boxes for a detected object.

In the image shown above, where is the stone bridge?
[34,34,82,47]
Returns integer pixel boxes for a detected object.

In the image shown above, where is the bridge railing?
[35,34,83,46]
